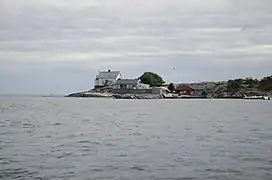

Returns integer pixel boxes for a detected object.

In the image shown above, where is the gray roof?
[175,83,207,90]
[97,71,121,79]
[115,79,140,85]
[189,84,207,90]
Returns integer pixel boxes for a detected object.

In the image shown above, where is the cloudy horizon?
[1,0,272,94]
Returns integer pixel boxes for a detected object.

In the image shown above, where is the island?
[66,70,272,100]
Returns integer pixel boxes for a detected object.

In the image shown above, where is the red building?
[175,85,195,95]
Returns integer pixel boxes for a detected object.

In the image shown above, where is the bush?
[139,72,165,86]
[227,80,241,92]
[168,83,175,92]
[258,76,272,91]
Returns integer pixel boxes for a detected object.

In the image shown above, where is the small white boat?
[243,95,271,100]
[263,96,271,100]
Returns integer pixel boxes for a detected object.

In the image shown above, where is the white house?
[113,79,150,90]
[94,70,124,88]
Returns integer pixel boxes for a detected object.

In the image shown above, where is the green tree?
[227,79,241,92]
[244,77,258,88]
[258,75,272,91]
[235,78,244,84]
[139,72,165,86]
[168,83,175,92]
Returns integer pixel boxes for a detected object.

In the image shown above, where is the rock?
[112,94,163,99]
[66,92,113,98]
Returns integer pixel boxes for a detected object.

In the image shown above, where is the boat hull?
[243,96,271,100]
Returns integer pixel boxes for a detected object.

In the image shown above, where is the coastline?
[65,92,271,100]
[65,71,272,100]
[66,74,272,100]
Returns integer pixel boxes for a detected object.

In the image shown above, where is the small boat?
[263,96,271,100]
[243,95,271,100]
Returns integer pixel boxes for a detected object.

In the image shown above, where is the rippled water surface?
[1,97,272,180]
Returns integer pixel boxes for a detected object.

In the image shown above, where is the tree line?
[138,72,175,92]
[227,75,272,92]
[137,72,272,93]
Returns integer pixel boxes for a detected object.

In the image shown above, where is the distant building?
[94,70,124,89]
[188,84,208,96]
[175,82,217,96]
[113,79,150,90]
[175,85,195,95]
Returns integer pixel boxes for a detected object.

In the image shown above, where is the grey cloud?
[0,0,272,94]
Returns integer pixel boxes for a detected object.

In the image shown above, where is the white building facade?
[94,70,124,88]
[113,79,150,90]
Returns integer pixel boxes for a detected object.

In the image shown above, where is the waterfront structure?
[94,70,124,89]
[113,79,150,90]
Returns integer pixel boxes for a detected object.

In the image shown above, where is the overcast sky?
[1,0,272,94]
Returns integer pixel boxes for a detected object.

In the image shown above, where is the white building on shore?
[94,70,167,95]
[113,79,150,90]
[94,70,124,89]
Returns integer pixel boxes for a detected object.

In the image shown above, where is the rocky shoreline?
[66,92,235,100]
[65,92,113,98]
[66,91,272,100]
[66,92,163,99]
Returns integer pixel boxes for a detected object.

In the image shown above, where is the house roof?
[115,79,140,85]
[175,85,194,91]
[97,70,121,79]
[189,84,207,90]
[176,83,207,91]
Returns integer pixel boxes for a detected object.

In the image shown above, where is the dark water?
[1,97,272,180]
